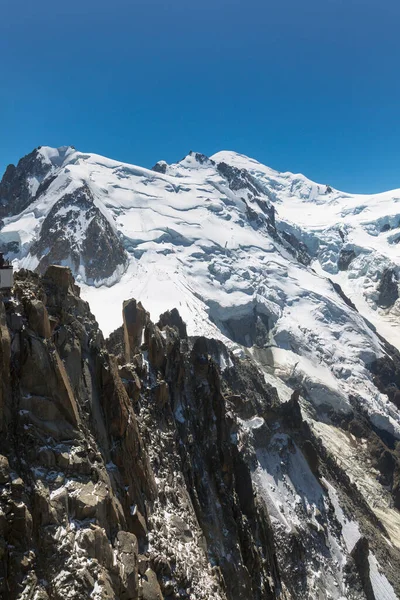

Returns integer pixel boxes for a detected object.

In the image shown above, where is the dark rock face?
[193,152,215,165]
[138,330,282,600]
[369,336,400,413]
[329,279,358,310]
[216,160,280,244]
[377,268,399,308]
[221,310,270,347]
[0,148,54,218]
[351,538,376,600]
[338,249,356,271]
[280,230,311,266]
[0,268,285,600]
[0,147,129,285]
[151,161,167,174]
[217,161,266,197]
[123,299,149,361]
[30,185,128,282]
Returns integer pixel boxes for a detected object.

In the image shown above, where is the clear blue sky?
[1,0,400,193]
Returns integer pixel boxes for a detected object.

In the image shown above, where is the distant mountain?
[1,146,399,341]
[1,146,400,599]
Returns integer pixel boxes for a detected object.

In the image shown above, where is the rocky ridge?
[1,145,400,599]
[0,267,399,599]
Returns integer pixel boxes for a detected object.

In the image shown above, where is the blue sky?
[1,0,400,193]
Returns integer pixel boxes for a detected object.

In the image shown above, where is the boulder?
[141,568,162,600]
[117,531,139,599]
[78,525,114,570]
[49,486,69,524]
[68,481,109,523]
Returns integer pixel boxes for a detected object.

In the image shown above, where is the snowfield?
[212,150,400,350]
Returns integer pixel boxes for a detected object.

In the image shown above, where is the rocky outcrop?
[377,268,399,308]
[0,267,286,599]
[351,538,375,600]
[369,336,400,411]
[30,185,128,283]
[157,307,187,339]
[0,267,154,599]
[217,161,266,196]
[338,249,357,271]
[151,161,167,174]
[123,299,149,361]
[0,148,54,218]
[1,266,400,599]
[139,329,282,600]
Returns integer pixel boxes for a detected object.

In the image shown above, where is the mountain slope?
[211,150,400,349]
[1,147,400,598]
[1,147,399,435]
[0,266,398,600]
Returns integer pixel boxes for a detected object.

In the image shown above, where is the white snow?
[211,150,400,351]
[369,552,398,600]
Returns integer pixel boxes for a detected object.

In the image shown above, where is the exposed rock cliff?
[1,267,399,599]
[0,267,282,599]
[0,267,154,599]
[0,147,74,219]
[30,185,128,283]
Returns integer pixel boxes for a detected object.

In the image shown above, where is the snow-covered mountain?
[1,145,400,599]
[1,145,399,426]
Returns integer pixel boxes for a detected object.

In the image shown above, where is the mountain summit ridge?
[0,145,399,435]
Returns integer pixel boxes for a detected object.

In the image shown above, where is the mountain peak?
[175,150,216,169]
[35,144,76,168]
